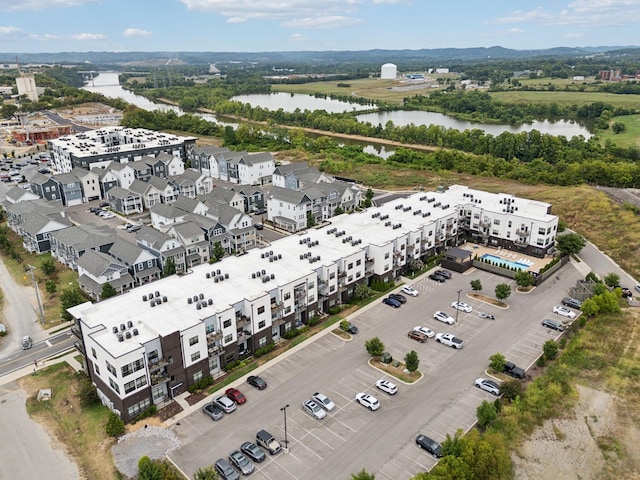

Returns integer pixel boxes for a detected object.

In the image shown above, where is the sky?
[0,0,639,53]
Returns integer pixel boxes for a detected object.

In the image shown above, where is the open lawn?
[490,90,640,109]
[595,114,640,148]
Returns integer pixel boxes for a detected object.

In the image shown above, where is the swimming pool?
[480,254,530,271]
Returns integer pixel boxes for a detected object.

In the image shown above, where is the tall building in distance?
[16,74,38,102]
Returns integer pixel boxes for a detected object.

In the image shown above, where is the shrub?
[283,325,309,339]
[132,405,157,423]
[500,379,524,402]
[306,315,320,327]
[543,340,559,360]
[365,337,385,357]
[76,371,100,407]
[477,400,498,428]
[536,355,547,368]
[225,360,243,372]
[340,319,351,331]
[105,411,125,437]
[255,342,276,358]
[187,375,214,393]
[489,352,506,372]
[328,306,343,315]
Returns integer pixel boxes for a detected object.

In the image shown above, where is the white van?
[22,336,32,349]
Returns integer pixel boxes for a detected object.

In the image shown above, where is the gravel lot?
[112,426,182,478]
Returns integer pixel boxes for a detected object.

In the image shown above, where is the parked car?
[355,392,380,410]
[228,450,254,475]
[475,377,501,396]
[433,311,455,325]
[503,361,526,379]
[254,223,264,230]
[225,387,247,405]
[247,375,267,390]
[429,273,446,282]
[542,318,565,331]
[401,285,419,297]
[341,322,358,334]
[382,297,401,308]
[636,284,640,293]
[311,392,336,412]
[561,297,582,309]
[99,201,109,207]
[552,305,576,319]
[416,434,443,458]
[451,301,473,313]
[22,335,32,349]
[408,330,428,343]
[202,402,224,421]
[413,326,435,338]
[389,293,407,304]
[255,429,282,455]
[214,458,239,480]
[240,441,266,463]
[375,379,398,395]
[434,269,452,279]
[435,332,464,349]
[214,395,237,413]
[302,399,326,420]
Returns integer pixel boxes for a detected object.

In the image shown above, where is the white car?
[451,301,473,313]
[433,311,455,325]
[413,326,435,338]
[401,285,419,297]
[375,379,398,395]
[355,393,380,410]
[101,212,116,219]
[311,392,335,412]
[302,399,326,420]
[213,395,237,413]
[553,305,576,319]
[475,377,501,396]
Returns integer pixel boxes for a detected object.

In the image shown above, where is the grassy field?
[490,90,640,108]
[595,114,640,148]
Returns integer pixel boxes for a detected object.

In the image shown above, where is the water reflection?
[232,92,373,114]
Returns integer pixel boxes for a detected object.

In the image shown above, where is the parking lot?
[169,263,582,479]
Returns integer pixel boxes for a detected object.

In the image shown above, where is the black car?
[389,293,407,304]
[254,223,264,230]
[434,269,452,279]
[429,273,446,282]
[341,322,358,334]
[416,434,443,458]
[240,441,266,463]
[561,297,582,309]
[99,201,109,207]
[247,375,267,390]
[382,297,402,308]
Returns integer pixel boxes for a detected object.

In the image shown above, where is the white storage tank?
[380,63,397,80]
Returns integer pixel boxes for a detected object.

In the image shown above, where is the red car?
[225,387,247,405]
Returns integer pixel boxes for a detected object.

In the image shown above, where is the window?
[94,363,100,375]
[191,351,201,362]
[109,378,120,394]
[127,397,151,418]
[308,282,314,289]
[257,306,265,314]
[329,272,335,280]
[492,229,499,235]
[189,336,198,346]
[124,380,136,394]
[348,262,353,270]
[538,227,546,235]
[473,213,480,219]
[493,219,500,225]
[385,252,390,259]
[508,221,512,227]
[106,361,116,376]
[224,334,233,343]
[91,347,96,359]
[259,337,267,348]
[309,295,315,302]
[284,292,291,300]
[193,371,203,383]
[285,306,291,314]
[223,319,231,328]
[258,320,266,328]
[135,376,147,388]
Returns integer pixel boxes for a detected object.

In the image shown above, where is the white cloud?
[123,28,152,37]
[71,32,106,40]
[29,33,60,41]
[0,0,97,12]
[493,0,640,27]
[227,17,247,23]
[281,15,362,29]
[289,32,309,42]
[564,32,586,38]
[483,27,524,37]
[0,25,23,36]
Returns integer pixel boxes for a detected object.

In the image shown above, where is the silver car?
[303,399,327,420]
[474,377,501,396]
[311,392,336,411]
[214,395,237,414]
[229,450,254,475]
[202,402,224,420]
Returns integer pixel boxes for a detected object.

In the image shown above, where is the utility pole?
[26,265,45,325]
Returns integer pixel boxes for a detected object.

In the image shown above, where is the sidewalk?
[0,350,82,387]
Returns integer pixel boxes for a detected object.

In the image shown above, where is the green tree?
[334,205,344,216]
[211,242,225,262]
[162,257,176,277]
[585,271,600,283]
[138,456,163,480]
[101,283,117,299]
[306,211,316,227]
[365,337,385,357]
[60,286,85,321]
[580,297,599,317]
[499,379,524,401]
[477,400,498,428]
[40,257,56,275]
[470,279,482,291]
[489,352,506,372]
[353,283,371,301]
[494,283,511,301]
[351,469,375,480]
[0,103,18,119]
[612,122,626,134]
[543,340,559,360]
[603,272,620,288]
[193,465,219,480]
[514,270,534,287]
[77,371,100,407]
[105,411,125,437]
[556,232,586,257]
[45,280,57,294]
[404,350,419,373]
[340,319,351,332]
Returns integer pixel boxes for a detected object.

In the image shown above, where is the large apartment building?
[47,127,196,173]
[69,185,557,422]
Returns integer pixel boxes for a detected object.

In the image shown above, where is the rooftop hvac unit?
[270,274,275,280]
[225,273,229,279]
[120,324,126,331]
[133,329,139,336]
[206,272,211,278]
[252,272,256,279]
[218,276,224,282]
[196,303,202,310]
[112,326,118,334]
[188,297,193,304]
[269,257,274,262]
[201,302,207,308]
[214,277,219,283]
[199,293,204,300]
[256,271,261,277]
[118,335,124,342]
[163,296,167,303]
[125,331,132,339]
[155,291,160,297]
[193,295,198,302]
[127,321,133,328]
[208,298,213,305]
[150,301,156,308]
[262,269,266,275]
[277,254,281,260]
[262,252,266,258]
[300,254,304,260]
[142,295,148,301]
[217,269,221,275]
[148,292,154,299]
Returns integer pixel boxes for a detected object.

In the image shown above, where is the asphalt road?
[168,262,582,479]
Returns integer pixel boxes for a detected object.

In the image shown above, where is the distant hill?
[2,46,639,67]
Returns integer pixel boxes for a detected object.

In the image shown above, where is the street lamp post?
[280,404,290,453]
[455,289,462,324]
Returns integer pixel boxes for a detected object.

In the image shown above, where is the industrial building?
[380,63,398,80]
[69,185,558,422]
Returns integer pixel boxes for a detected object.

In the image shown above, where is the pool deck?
[458,242,555,273]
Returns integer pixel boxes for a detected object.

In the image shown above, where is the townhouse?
[189,147,275,185]
[68,185,558,423]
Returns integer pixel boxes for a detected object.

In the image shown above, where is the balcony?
[271,301,284,311]
[514,238,529,246]
[73,341,85,354]
[148,357,169,372]
[272,317,286,327]
[151,372,170,386]
[294,290,306,299]
[237,330,252,342]
[295,298,307,309]
[208,344,224,356]
[71,326,82,339]
[206,330,222,341]
[365,257,374,264]
[393,251,402,258]
[479,219,491,228]
[236,315,250,328]
[516,228,530,237]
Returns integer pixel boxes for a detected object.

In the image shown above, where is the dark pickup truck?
[503,361,526,379]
